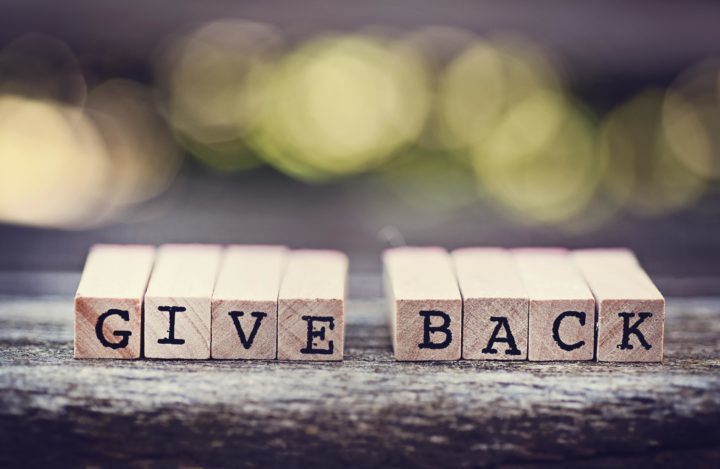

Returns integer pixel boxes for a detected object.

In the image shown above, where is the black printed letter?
[95,308,131,349]
[300,316,335,355]
[617,312,653,350]
[157,306,186,345]
[228,311,267,349]
[418,310,452,350]
[552,311,586,351]
[481,316,521,356]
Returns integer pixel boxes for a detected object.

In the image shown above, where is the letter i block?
[513,249,596,361]
[452,248,528,360]
[211,246,287,359]
[144,244,223,359]
[572,249,664,362]
[74,245,155,359]
[277,250,348,361]
[383,247,462,361]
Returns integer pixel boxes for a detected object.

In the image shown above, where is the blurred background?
[1,1,720,292]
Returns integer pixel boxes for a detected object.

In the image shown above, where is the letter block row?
[75,244,348,360]
[383,246,664,362]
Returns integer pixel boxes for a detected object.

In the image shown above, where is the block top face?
[512,249,593,301]
[571,249,663,302]
[75,244,155,299]
[383,247,461,301]
[278,250,348,300]
[145,244,223,298]
[212,245,287,302]
[452,248,527,300]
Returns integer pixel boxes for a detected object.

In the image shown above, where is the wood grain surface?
[1,273,719,467]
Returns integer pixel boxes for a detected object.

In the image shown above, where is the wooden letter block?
[144,244,222,359]
[211,245,287,359]
[513,249,596,361]
[452,248,528,360]
[572,249,664,362]
[74,245,155,359]
[277,250,348,361]
[383,247,462,361]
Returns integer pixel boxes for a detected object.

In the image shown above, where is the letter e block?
[74,245,155,359]
[277,250,348,361]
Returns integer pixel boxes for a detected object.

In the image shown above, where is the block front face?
[528,299,596,361]
[212,300,277,359]
[144,297,211,359]
[394,299,462,361]
[597,299,664,362]
[278,298,344,361]
[74,297,141,359]
[463,297,528,360]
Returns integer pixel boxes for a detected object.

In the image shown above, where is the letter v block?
[277,250,348,361]
[211,245,287,359]
[452,248,528,360]
[513,249,596,361]
[144,244,222,359]
[383,247,462,361]
[74,245,155,359]
[572,249,664,362]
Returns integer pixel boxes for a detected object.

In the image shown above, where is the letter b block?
[74,245,155,359]
[384,247,462,361]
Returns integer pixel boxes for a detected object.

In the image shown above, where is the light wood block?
[74,245,155,359]
[572,249,664,362]
[513,249,596,361]
[383,247,462,361]
[452,248,528,360]
[277,250,348,361]
[144,244,222,359]
[211,245,287,359]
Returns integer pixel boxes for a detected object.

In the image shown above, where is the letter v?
[228,311,267,349]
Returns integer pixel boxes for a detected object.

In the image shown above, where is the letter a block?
[211,245,287,359]
[383,247,462,361]
[144,244,222,359]
[513,249,596,361]
[452,248,528,360]
[572,249,664,362]
[75,245,155,359]
[277,250,348,361]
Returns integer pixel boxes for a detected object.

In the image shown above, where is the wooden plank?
[211,245,287,359]
[144,244,222,359]
[452,247,528,360]
[513,248,596,361]
[277,250,348,361]
[74,244,155,359]
[2,289,720,467]
[572,248,665,362]
[383,247,462,361]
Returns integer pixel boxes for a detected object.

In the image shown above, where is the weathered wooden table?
[1,273,719,467]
